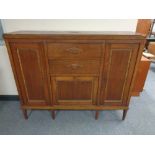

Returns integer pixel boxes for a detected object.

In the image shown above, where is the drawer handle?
[66,63,83,69]
[66,47,82,54]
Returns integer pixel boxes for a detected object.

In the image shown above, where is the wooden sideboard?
[3,31,145,120]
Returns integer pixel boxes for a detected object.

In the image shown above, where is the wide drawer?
[49,60,100,74]
[47,43,102,59]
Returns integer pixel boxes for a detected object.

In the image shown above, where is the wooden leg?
[122,110,128,120]
[95,111,99,120]
[22,109,28,120]
[51,110,56,120]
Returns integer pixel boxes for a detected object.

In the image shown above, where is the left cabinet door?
[9,42,50,106]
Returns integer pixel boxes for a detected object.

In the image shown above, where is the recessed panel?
[105,49,131,101]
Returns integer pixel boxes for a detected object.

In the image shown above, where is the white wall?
[3,19,137,32]
[0,19,138,95]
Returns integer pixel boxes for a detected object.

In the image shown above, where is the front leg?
[122,109,128,120]
[51,110,56,120]
[95,111,99,120]
[22,109,28,120]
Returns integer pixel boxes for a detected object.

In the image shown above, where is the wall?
[0,19,138,95]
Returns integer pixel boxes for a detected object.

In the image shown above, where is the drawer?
[47,43,102,59]
[49,60,100,74]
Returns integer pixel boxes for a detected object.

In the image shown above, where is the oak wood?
[47,43,102,59]
[100,43,140,106]
[126,41,145,106]
[22,105,129,110]
[9,42,50,106]
[3,31,145,40]
[4,31,145,120]
[51,76,98,105]
[49,60,100,75]
[132,56,151,96]
[136,19,153,35]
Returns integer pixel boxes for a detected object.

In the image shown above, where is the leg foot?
[51,110,56,120]
[122,110,128,120]
[95,111,99,120]
[22,109,28,120]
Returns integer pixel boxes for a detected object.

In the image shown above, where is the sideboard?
[3,31,145,120]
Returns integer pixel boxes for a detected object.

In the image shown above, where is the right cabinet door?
[100,43,140,106]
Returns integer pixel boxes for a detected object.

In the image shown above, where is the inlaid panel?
[10,43,50,105]
[101,43,139,106]
[51,76,98,105]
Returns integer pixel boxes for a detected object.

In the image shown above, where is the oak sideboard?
[4,31,145,120]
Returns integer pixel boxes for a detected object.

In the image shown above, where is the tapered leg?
[122,110,128,120]
[95,111,99,120]
[51,110,56,120]
[22,109,28,120]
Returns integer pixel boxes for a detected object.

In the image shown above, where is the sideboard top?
[3,31,146,40]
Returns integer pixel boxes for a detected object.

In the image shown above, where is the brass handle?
[66,63,83,69]
[66,47,82,54]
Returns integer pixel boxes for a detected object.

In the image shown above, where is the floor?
[0,64,155,135]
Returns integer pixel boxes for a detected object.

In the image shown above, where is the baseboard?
[0,95,19,101]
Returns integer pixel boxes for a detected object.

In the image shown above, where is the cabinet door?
[51,76,98,105]
[10,43,50,106]
[100,43,140,106]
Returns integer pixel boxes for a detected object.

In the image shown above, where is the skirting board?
[0,95,19,101]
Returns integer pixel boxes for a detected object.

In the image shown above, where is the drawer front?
[47,43,102,59]
[49,60,100,74]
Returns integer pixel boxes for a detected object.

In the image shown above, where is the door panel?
[10,43,50,105]
[100,43,139,106]
[51,76,98,105]
[57,80,74,100]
